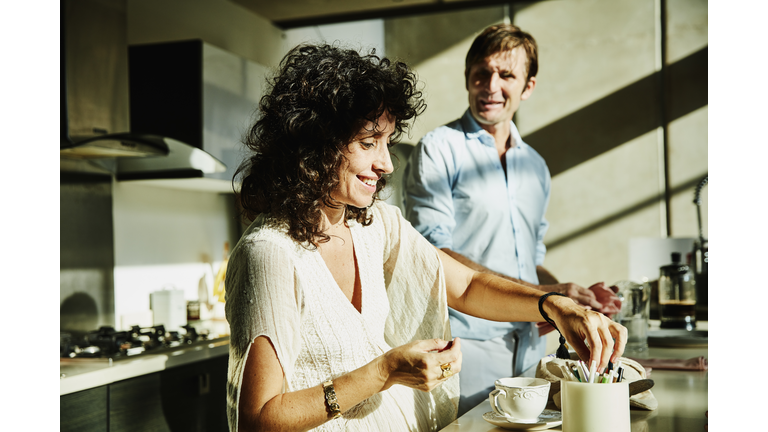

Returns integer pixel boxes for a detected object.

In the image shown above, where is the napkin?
[535,354,658,411]
[627,356,708,371]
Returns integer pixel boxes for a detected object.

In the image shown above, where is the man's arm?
[535,265,604,309]
[535,265,559,285]
[440,248,538,288]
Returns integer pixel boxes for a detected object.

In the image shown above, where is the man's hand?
[549,282,603,310]
[535,267,622,317]
[589,283,622,318]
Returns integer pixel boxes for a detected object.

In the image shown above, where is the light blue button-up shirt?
[403,110,551,370]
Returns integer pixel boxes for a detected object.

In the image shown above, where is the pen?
[603,362,616,384]
[588,360,598,384]
[561,365,578,382]
[579,361,590,383]
[615,361,624,382]
[570,364,582,382]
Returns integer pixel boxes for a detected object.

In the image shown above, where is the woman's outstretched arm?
[438,248,626,372]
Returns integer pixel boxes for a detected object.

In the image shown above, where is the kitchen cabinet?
[110,373,171,432]
[160,355,229,431]
[60,385,108,432]
[61,373,171,432]
[60,354,228,432]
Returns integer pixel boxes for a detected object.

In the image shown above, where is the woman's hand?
[379,338,462,392]
[544,295,627,372]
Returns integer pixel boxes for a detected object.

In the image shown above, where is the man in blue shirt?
[404,24,619,415]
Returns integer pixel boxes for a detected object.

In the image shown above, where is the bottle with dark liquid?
[658,252,697,330]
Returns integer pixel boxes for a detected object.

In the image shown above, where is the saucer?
[482,409,562,430]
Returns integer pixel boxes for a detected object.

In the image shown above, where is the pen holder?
[561,380,630,432]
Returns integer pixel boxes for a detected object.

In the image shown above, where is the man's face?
[466,47,536,129]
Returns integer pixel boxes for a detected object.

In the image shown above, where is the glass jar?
[658,252,696,330]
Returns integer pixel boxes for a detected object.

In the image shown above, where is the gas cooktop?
[60,324,212,359]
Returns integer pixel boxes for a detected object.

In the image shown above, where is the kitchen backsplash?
[61,176,243,332]
[112,181,241,328]
[61,173,116,332]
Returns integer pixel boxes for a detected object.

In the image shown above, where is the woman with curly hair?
[225,44,626,432]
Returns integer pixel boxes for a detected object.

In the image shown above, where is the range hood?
[60,73,169,159]
[61,0,226,181]
[60,132,169,159]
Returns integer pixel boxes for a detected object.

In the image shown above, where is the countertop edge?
[60,337,230,396]
[60,354,169,395]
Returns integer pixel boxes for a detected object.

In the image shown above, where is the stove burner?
[62,324,209,359]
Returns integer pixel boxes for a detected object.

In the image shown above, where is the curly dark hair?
[234,43,425,248]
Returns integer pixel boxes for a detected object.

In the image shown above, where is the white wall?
[112,182,236,328]
[283,19,385,55]
[127,0,285,67]
[514,0,707,286]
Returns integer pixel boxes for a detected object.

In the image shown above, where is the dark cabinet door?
[61,354,228,432]
[109,373,171,432]
[160,355,229,432]
[61,386,108,432]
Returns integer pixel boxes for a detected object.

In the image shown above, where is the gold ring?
[440,363,453,379]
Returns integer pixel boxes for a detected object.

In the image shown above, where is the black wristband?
[538,292,566,329]
[538,292,571,360]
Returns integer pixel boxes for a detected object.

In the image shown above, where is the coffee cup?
[561,380,630,432]
[489,377,550,421]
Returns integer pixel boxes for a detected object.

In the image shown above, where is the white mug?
[489,377,550,421]
[561,380,630,432]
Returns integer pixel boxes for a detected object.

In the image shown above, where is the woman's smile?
[331,111,395,209]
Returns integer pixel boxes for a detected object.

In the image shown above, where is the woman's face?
[332,112,395,209]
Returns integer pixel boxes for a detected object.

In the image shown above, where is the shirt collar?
[460,109,528,151]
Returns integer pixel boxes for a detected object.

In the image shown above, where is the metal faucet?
[693,175,708,313]
[694,176,708,243]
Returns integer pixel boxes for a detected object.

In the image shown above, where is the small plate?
[482,409,562,430]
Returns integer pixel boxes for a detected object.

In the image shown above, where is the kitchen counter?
[441,334,708,431]
[60,319,231,396]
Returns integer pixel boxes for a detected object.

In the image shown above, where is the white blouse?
[225,202,459,431]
